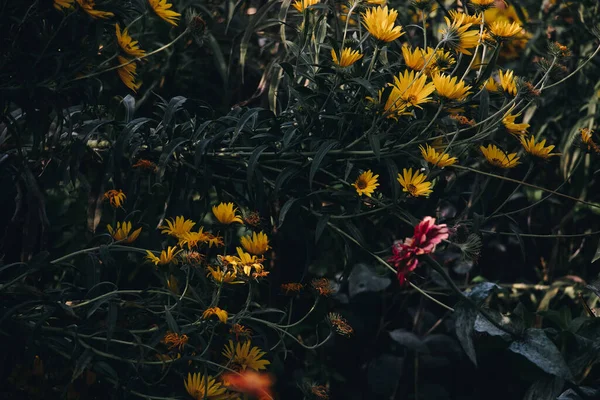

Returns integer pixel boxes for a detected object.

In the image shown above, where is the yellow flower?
[489,20,523,40]
[240,231,270,255]
[116,56,142,92]
[480,144,520,168]
[331,48,363,67]
[202,307,228,324]
[75,0,114,19]
[115,24,145,58]
[580,128,600,153]
[292,0,320,13]
[352,170,380,197]
[448,10,482,25]
[107,221,142,244]
[502,110,529,135]
[222,340,271,371]
[499,69,517,96]
[219,248,265,277]
[146,246,181,266]
[432,74,472,101]
[366,0,387,4]
[212,202,244,225]
[148,0,181,26]
[402,46,427,71]
[484,76,500,92]
[184,373,236,400]
[206,266,244,284]
[440,15,480,55]
[361,6,405,43]
[397,168,433,197]
[179,228,210,249]
[402,46,455,76]
[207,234,225,248]
[374,69,435,117]
[419,144,458,167]
[54,0,74,10]
[519,136,559,159]
[103,189,126,208]
[160,216,196,239]
[469,0,496,9]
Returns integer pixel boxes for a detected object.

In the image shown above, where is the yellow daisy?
[202,307,228,324]
[206,266,244,284]
[484,76,500,92]
[103,189,126,208]
[212,202,244,225]
[107,221,142,244]
[402,46,427,71]
[519,136,560,159]
[184,373,236,400]
[397,168,433,197]
[448,10,482,26]
[145,246,181,266]
[352,170,380,197]
[480,144,520,168]
[361,6,405,43]
[116,24,145,58]
[292,0,320,13]
[222,340,271,371]
[240,231,270,255]
[54,0,74,10]
[440,15,480,55]
[502,110,529,135]
[499,69,517,96]
[76,0,114,19]
[116,56,142,92]
[432,74,472,101]
[179,228,210,249]
[469,0,496,10]
[160,216,196,239]
[219,247,265,277]
[331,48,363,67]
[148,0,181,26]
[373,69,435,117]
[489,20,523,40]
[419,144,458,167]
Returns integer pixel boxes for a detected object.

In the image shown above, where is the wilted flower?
[502,107,529,135]
[230,324,252,341]
[202,307,228,324]
[328,313,354,336]
[281,282,304,295]
[162,331,189,351]
[311,278,334,296]
[104,189,126,208]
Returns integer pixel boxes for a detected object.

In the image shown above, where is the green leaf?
[278,198,297,228]
[121,94,135,123]
[247,144,269,190]
[592,239,600,263]
[165,306,180,333]
[157,137,189,180]
[310,140,338,189]
[315,214,330,244]
[478,89,489,122]
[71,349,93,383]
[240,0,280,80]
[508,328,572,379]
[233,108,265,145]
[523,377,565,400]
[368,133,381,161]
[384,158,400,201]
[389,329,429,353]
[454,301,478,365]
[161,96,187,134]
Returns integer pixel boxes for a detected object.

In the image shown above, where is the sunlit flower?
[148,0,181,26]
[502,110,529,135]
[402,47,453,76]
[104,189,126,208]
[107,221,142,244]
[206,266,244,284]
[419,144,457,167]
[397,168,433,197]
[361,6,405,42]
[213,202,244,225]
[146,246,181,266]
[222,371,274,400]
[281,283,304,295]
[311,278,334,296]
[179,228,210,249]
[76,0,114,19]
[54,0,74,10]
[489,20,522,40]
[219,248,265,277]
[160,216,196,239]
[328,313,354,336]
[402,46,428,71]
[162,331,189,351]
[223,340,270,371]
[519,136,560,159]
[432,74,472,101]
[230,324,252,341]
[448,10,482,25]
[202,307,228,324]
[331,48,363,67]
[240,231,270,255]
[499,69,517,96]
[390,69,436,112]
[480,144,520,168]
[440,15,480,55]
[184,373,236,400]
[116,56,142,92]
[116,24,145,58]
[292,0,319,12]
[352,170,379,197]
[484,76,500,92]
[132,159,157,171]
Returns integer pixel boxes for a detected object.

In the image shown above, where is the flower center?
[407,184,418,195]
[406,94,418,105]
[357,179,368,190]
[490,157,504,167]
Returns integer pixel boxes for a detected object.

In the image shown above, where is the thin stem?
[480,229,600,238]
[407,281,455,311]
[485,163,534,221]
[365,45,380,79]
[543,44,600,90]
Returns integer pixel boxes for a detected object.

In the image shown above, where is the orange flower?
[222,371,274,400]
[281,283,304,295]
[162,332,189,351]
[311,278,334,296]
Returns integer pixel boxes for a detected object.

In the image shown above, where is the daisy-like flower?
[419,144,457,167]
[388,69,436,114]
[206,266,244,284]
[397,168,433,197]
[240,231,270,255]
[484,76,500,92]
[448,10,482,25]
[148,0,181,26]
[221,371,274,400]
[502,110,529,135]
[179,228,210,249]
[311,278,334,296]
[361,6,405,43]
[223,340,271,371]
[202,307,228,324]
[402,46,427,71]
[184,373,236,400]
[132,159,157,171]
[76,0,114,19]
[480,144,520,168]
[328,313,354,336]
[440,15,480,55]
[432,74,472,101]
[146,246,181,266]
[116,56,142,92]
[331,48,363,67]
[104,189,126,208]
[292,0,319,12]
[160,216,196,239]
[162,332,189,351]
[489,20,523,40]
[519,136,560,159]
[499,69,517,96]
[469,0,495,10]
[367,0,387,4]
[352,170,380,197]
[107,221,142,244]
[580,128,600,153]
[219,248,265,277]
[116,24,145,58]
[281,282,304,295]
[213,202,244,225]
[54,0,74,10]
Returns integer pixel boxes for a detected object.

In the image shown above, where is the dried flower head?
[230,324,252,341]
[311,278,334,296]
[104,189,126,208]
[328,313,354,336]
[281,282,304,295]
[162,332,189,351]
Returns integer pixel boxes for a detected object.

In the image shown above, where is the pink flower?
[388,217,449,285]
